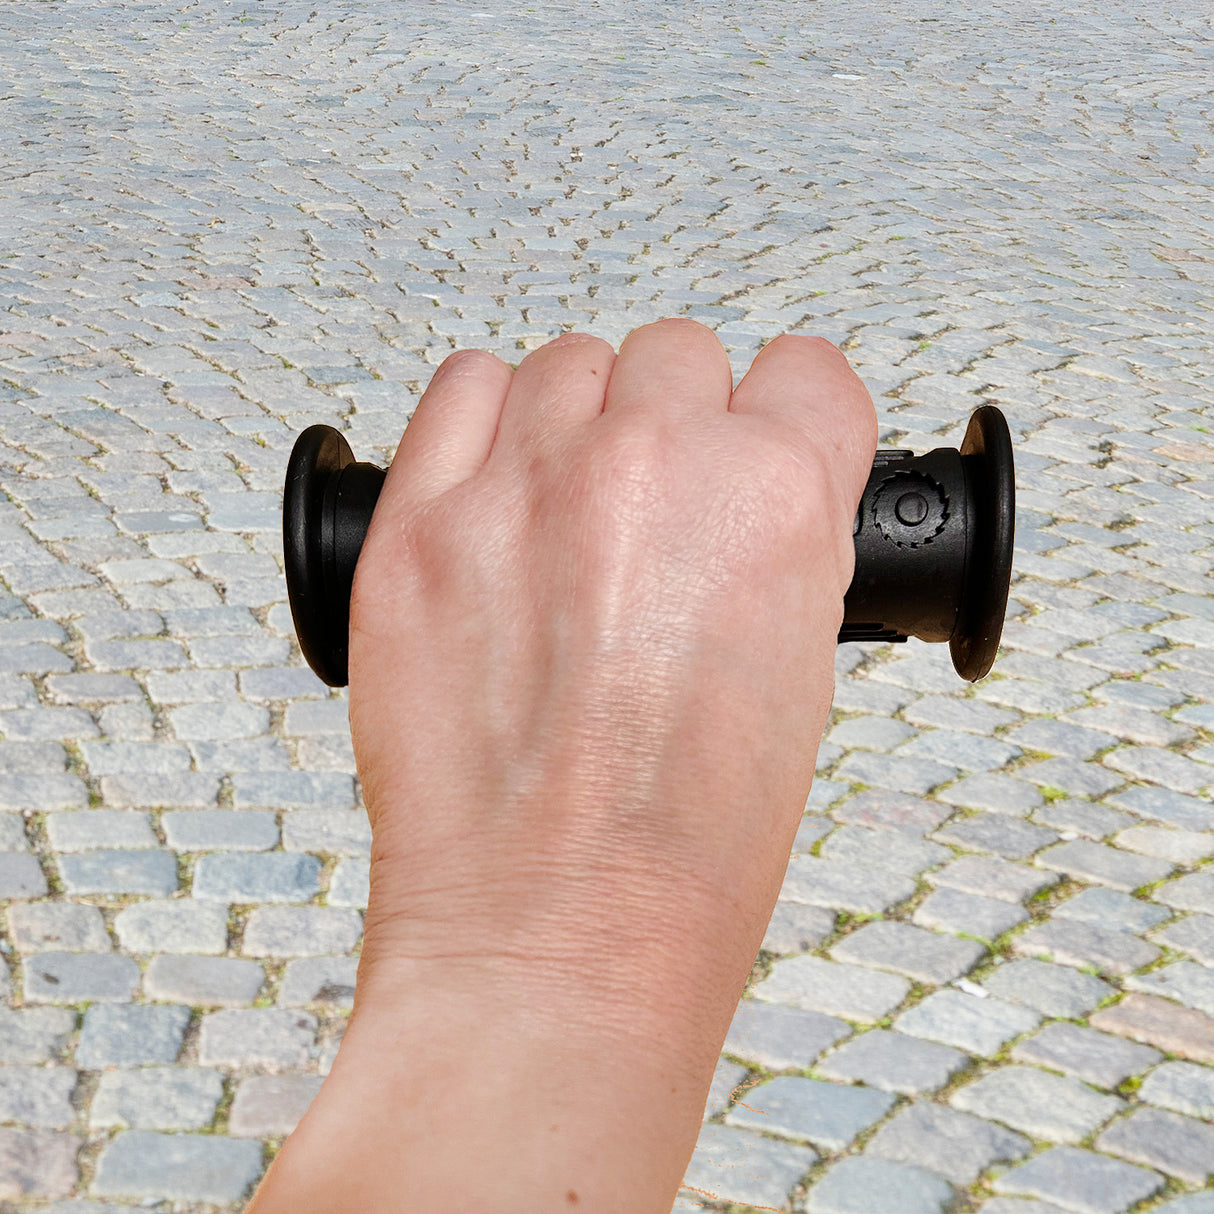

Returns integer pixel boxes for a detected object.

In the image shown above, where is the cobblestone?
[806,1157,956,1214]
[753,956,911,1024]
[1095,1106,1214,1187]
[723,999,851,1071]
[4,2,1214,1206]
[817,1029,969,1096]
[864,1102,1031,1186]
[894,989,1041,1058]
[0,1128,79,1200]
[1010,1022,1162,1090]
[991,1146,1163,1214]
[228,1074,323,1137]
[1090,993,1214,1064]
[6,903,110,953]
[23,953,140,1004]
[90,1068,224,1132]
[724,1075,894,1151]
[76,1004,190,1069]
[1011,919,1160,977]
[92,1131,263,1205]
[681,1123,815,1210]
[830,920,985,985]
[197,1009,317,1070]
[982,959,1115,1019]
[1139,1061,1214,1120]
[950,1066,1124,1144]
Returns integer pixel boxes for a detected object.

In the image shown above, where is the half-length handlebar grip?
[284,405,1014,687]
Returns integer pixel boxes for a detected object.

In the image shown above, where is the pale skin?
[246,319,877,1214]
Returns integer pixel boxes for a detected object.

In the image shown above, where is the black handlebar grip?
[284,406,1014,688]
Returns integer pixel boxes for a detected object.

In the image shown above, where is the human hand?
[250,319,876,1214]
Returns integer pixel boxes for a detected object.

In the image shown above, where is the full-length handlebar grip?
[284,406,1014,687]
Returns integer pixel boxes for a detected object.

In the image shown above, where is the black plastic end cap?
[950,406,1015,682]
[284,425,354,688]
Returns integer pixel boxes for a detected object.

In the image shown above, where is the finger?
[381,349,514,509]
[489,332,616,462]
[602,318,733,420]
[730,334,878,500]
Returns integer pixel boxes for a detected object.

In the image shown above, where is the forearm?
[245,938,745,1214]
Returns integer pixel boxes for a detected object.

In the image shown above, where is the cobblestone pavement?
[1,0,1213,1210]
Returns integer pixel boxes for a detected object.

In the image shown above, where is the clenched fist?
[249,320,877,1214]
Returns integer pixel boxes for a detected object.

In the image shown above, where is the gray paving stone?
[91,1130,263,1205]
[192,852,321,903]
[817,1028,969,1096]
[0,1126,79,1199]
[1010,1022,1161,1090]
[0,852,47,898]
[1153,1195,1214,1214]
[762,899,837,954]
[242,905,362,957]
[76,1004,190,1069]
[681,1122,815,1210]
[991,1146,1164,1214]
[724,1075,894,1151]
[1150,913,1214,965]
[1107,785,1214,833]
[0,1066,77,1129]
[1114,826,1214,865]
[933,813,1058,860]
[831,789,954,836]
[198,1008,317,1069]
[1127,959,1214,1016]
[912,887,1028,941]
[0,1008,76,1064]
[1154,871,1214,914]
[143,955,265,1007]
[981,959,1115,1019]
[45,812,156,852]
[326,857,369,908]
[1011,918,1160,977]
[100,772,220,809]
[936,772,1043,816]
[704,1056,749,1120]
[229,1073,324,1137]
[281,808,371,856]
[928,854,1058,904]
[1032,798,1134,840]
[753,956,911,1024]
[162,809,279,851]
[232,770,355,809]
[0,774,88,811]
[1035,839,1173,892]
[277,956,358,1008]
[90,1067,224,1132]
[830,920,986,985]
[6,903,110,953]
[723,999,850,1071]
[1053,886,1171,934]
[1139,1061,1214,1120]
[950,1065,1124,1145]
[806,1156,956,1214]
[780,854,918,915]
[56,850,178,897]
[894,988,1041,1058]
[865,1100,1031,1186]
[23,953,140,1004]
[1096,1106,1214,1186]
[112,899,229,955]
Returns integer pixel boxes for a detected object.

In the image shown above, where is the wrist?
[248,954,720,1214]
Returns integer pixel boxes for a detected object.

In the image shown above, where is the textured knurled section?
[871,470,949,549]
